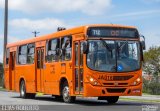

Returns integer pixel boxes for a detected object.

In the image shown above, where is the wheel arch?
[19,77,25,92]
[59,77,69,95]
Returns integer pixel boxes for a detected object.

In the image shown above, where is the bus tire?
[106,96,119,104]
[62,82,75,103]
[20,80,35,99]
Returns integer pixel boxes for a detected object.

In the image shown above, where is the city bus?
[4,24,145,103]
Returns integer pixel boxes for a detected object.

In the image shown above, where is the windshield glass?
[87,40,140,72]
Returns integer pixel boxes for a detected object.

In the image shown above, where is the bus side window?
[47,38,60,62]
[18,45,27,65]
[80,43,83,66]
[27,43,35,64]
[6,48,10,65]
[61,36,72,61]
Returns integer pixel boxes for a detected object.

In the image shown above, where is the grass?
[0,86,5,91]
[142,93,151,95]
[119,97,160,103]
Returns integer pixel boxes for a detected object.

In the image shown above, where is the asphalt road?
[0,91,159,111]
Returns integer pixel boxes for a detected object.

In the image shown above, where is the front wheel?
[106,96,119,104]
[62,82,75,103]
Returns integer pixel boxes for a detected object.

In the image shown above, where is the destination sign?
[87,27,139,38]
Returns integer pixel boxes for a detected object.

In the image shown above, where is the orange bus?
[4,24,146,103]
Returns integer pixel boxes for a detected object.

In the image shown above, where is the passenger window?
[61,36,72,61]
[6,48,10,65]
[27,44,35,64]
[47,39,60,62]
[75,43,78,66]
[18,45,27,64]
[80,43,83,66]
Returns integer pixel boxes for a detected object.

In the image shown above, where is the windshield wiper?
[118,41,128,51]
[117,41,128,58]
[99,38,112,52]
[99,38,113,57]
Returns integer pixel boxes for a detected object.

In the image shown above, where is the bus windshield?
[87,40,140,72]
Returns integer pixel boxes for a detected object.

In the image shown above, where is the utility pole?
[32,31,40,37]
[3,0,8,88]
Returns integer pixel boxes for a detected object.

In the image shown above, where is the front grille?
[111,75,133,81]
[106,88,126,93]
[103,83,128,86]
[118,83,128,85]
[103,83,114,85]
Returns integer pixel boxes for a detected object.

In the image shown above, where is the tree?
[143,46,160,82]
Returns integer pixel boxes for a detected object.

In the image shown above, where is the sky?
[0,0,160,62]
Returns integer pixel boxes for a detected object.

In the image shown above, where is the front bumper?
[84,82,142,97]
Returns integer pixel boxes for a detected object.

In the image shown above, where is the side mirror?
[140,35,146,50]
[82,41,88,54]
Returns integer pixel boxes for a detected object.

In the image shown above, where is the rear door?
[36,47,45,92]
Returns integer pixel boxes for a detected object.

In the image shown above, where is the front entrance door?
[36,47,44,92]
[74,42,84,94]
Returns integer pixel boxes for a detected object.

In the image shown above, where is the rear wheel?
[20,80,35,99]
[62,82,75,103]
[106,96,119,104]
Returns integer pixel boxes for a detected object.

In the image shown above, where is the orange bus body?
[4,24,143,102]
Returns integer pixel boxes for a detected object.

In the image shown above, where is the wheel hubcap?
[63,86,69,101]
[21,82,25,97]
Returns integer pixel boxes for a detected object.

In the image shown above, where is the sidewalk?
[120,94,160,101]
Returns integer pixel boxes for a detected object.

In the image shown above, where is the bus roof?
[7,24,137,48]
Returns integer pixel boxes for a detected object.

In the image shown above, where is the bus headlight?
[131,77,141,86]
[87,76,101,86]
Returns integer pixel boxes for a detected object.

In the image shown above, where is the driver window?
[128,42,138,60]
